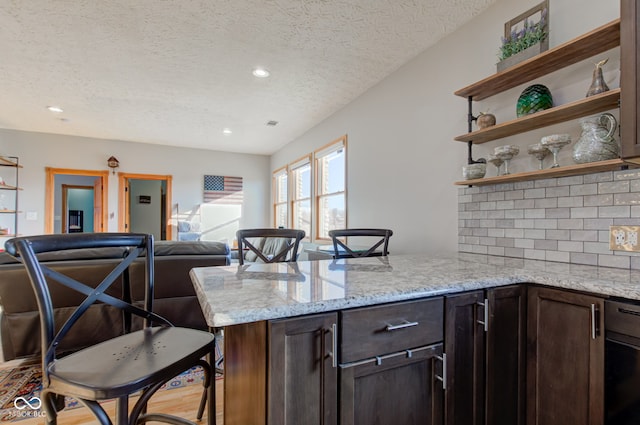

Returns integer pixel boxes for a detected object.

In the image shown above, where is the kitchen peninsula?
[190,254,640,425]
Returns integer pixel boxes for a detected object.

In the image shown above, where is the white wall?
[271,0,620,255]
[0,129,271,239]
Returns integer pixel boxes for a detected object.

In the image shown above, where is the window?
[273,167,288,228]
[290,156,312,239]
[315,136,346,240]
[272,135,347,242]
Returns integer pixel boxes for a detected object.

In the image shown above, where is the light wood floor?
[12,378,223,425]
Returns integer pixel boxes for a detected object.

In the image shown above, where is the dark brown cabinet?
[339,297,445,425]
[444,285,526,425]
[268,312,338,425]
[527,286,605,425]
[620,0,640,161]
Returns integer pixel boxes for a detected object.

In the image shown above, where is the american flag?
[203,175,243,204]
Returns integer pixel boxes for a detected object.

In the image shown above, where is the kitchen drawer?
[606,299,640,338]
[340,297,444,364]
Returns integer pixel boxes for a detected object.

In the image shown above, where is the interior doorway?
[45,168,108,234]
[118,173,173,240]
[61,185,93,233]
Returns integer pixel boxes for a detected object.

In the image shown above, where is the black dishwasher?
[605,299,640,424]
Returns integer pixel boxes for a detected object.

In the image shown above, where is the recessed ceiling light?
[252,67,270,78]
[47,106,64,113]
[222,128,232,135]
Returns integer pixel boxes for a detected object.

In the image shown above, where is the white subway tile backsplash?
[488,191,505,201]
[584,242,611,255]
[584,171,613,183]
[525,209,546,219]
[558,176,584,186]
[598,254,630,269]
[557,219,584,230]
[505,209,524,219]
[559,241,584,252]
[558,196,584,208]
[524,229,546,239]
[546,251,570,263]
[598,181,630,194]
[570,230,599,242]
[570,184,598,196]
[524,188,546,199]
[614,193,640,205]
[599,205,631,217]
[458,169,640,269]
[584,194,614,206]
[571,252,598,266]
[505,190,524,200]
[571,207,599,218]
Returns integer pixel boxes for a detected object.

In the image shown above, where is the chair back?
[328,228,393,259]
[3,233,169,376]
[236,228,305,265]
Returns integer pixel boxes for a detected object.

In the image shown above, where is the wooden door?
[620,0,640,161]
[485,285,527,425]
[444,290,485,425]
[527,286,605,425]
[340,343,444,425]
[268,313,338,425]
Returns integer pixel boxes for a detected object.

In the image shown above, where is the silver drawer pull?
[386,320,419,331]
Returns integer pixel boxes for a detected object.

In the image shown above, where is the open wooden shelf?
[454,159,632,186]
[0,157,22,168]
[454,89,620,144]
[454,19,620,101]
[0,183,20,190]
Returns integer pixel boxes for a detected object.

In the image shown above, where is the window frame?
[272,166,289,228]
[289,154,312,240]
[314,135,347,241]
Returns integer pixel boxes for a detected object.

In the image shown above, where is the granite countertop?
[189,253,640,327]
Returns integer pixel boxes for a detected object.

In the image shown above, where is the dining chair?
[328,228,393,259]
[236,228,306,265]
[4,233,216,425]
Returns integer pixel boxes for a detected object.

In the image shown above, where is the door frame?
[118,173,173,240]
[45,168,109,234]
[61,184,93,233]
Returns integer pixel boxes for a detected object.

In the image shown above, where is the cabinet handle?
[618,307,640,317]
[434,353,447,390]
[385,320,419,331]
[476,298,488,332]
[591,304,599,340]
[329,323,338,368]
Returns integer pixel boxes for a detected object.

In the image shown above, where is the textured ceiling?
[0,0,495,155]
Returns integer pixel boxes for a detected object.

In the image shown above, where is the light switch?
[26,211,37,221]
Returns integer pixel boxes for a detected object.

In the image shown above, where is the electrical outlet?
[610,226,640,252]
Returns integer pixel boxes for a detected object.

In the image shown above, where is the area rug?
[0,362,208,422]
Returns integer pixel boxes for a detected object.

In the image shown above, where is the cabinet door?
[340,343,444,425]
[621,0,640,160]
[268,312,338,425]
[485,285,526,425]
[527,286,604,425]
[444,290,485,425]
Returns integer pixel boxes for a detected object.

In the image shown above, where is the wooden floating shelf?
[0,184,21,190]
[0,210,19,214]
[455,19,620,101]
[454,89,620,144]
[0,157,22,168]
[454,159,632,186]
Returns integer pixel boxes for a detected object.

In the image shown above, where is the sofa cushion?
[243,237,265,262]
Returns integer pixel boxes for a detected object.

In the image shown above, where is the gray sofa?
[0,239,230,361]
